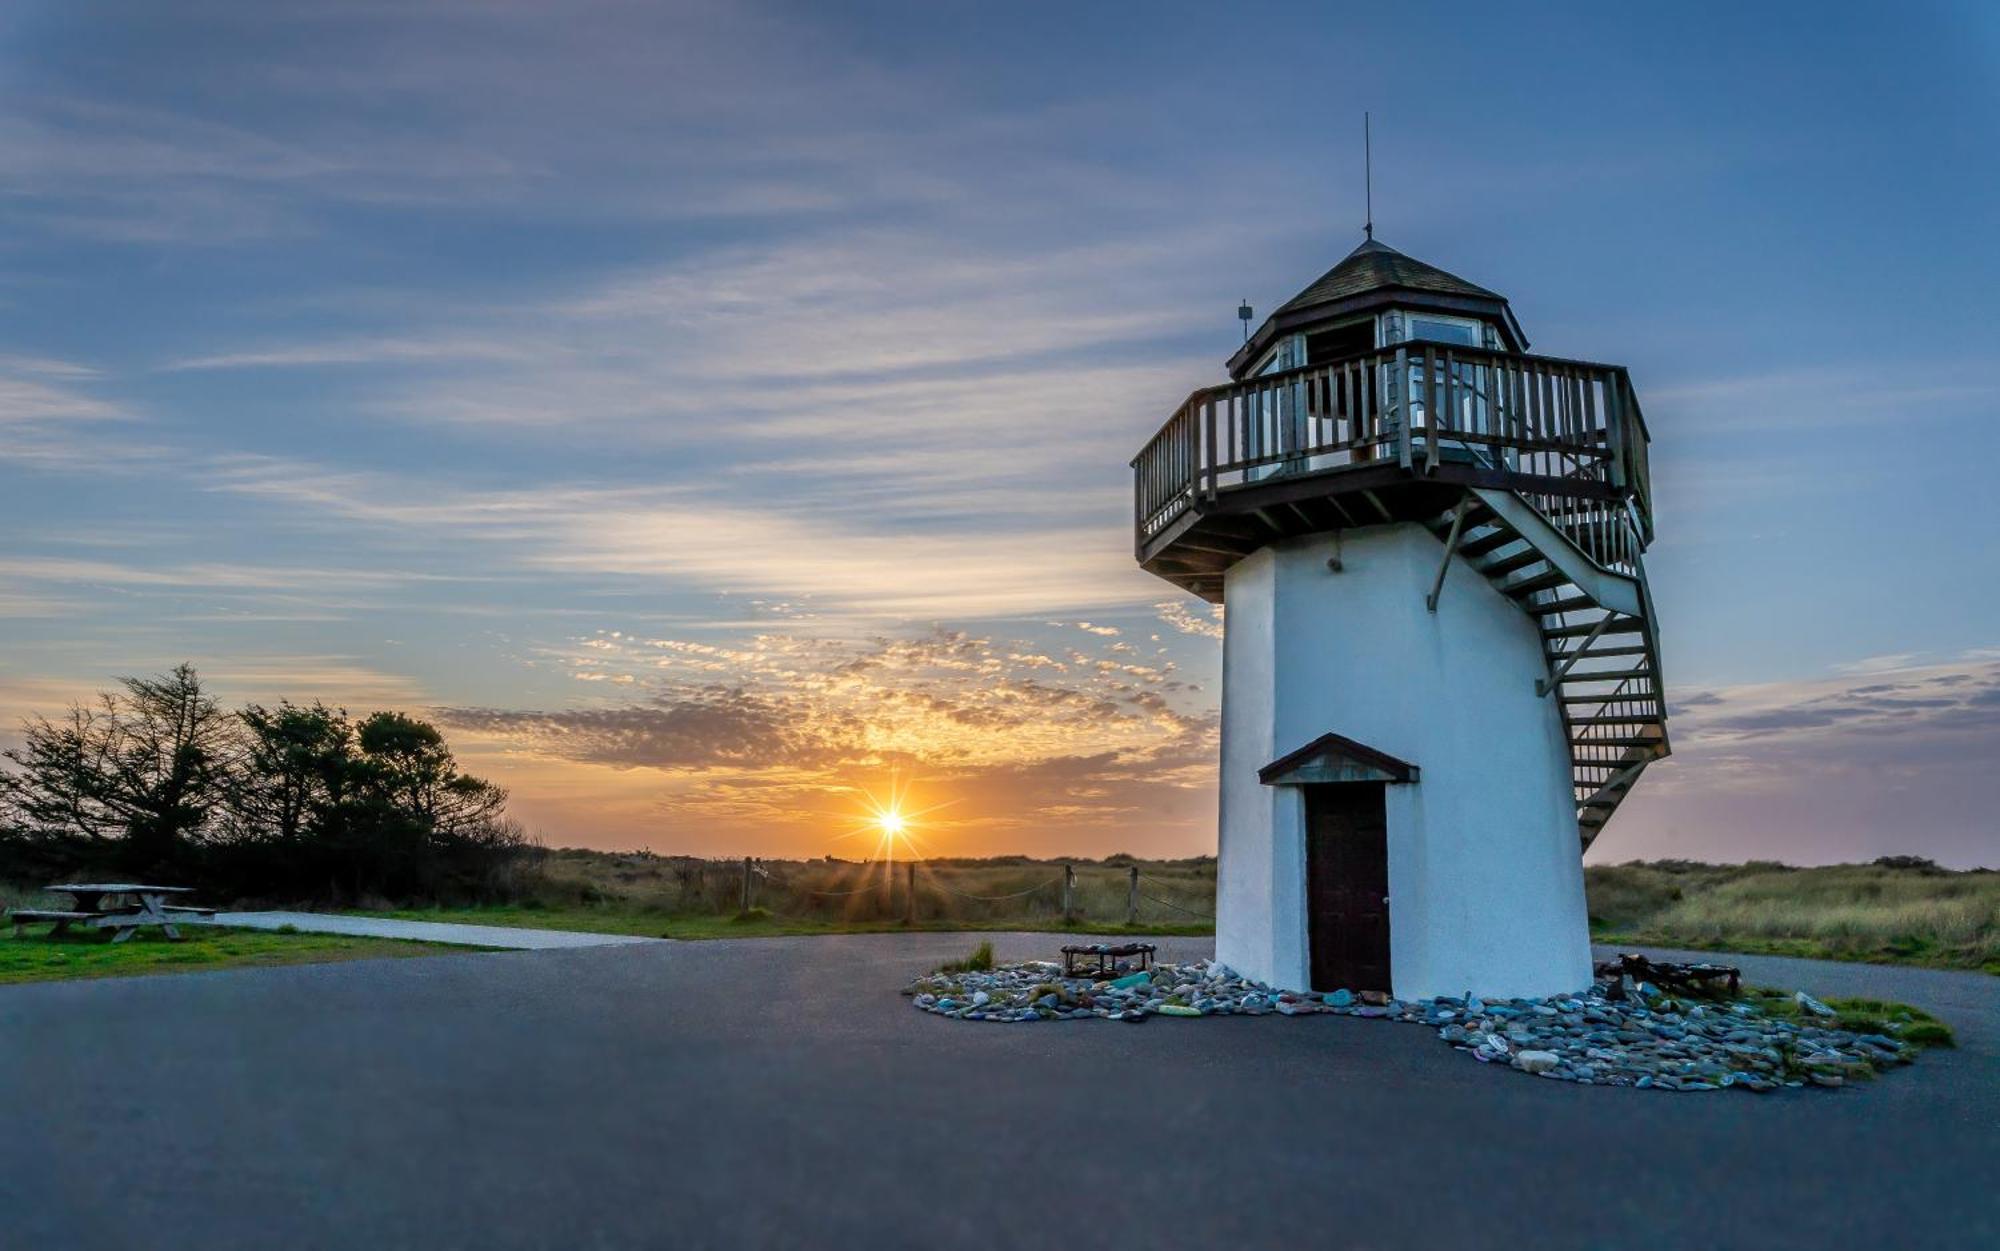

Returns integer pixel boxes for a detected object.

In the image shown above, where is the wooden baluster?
[1554,366,1568,457]
[1507,360,1526,471]
[1602,369,1627,493]
[1424,346,1442,474]
[1571,369,1589,468]
[1395,347,1411,469]
[1359,357,1375,460]
[1534,363,1552,469]
[1202,396,1217,499]
[1581,370,1601,484]
[1547,365,1563,455]
[1216,387,1232,469]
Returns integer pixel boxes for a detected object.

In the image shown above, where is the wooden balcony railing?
[1133,343,1654,564]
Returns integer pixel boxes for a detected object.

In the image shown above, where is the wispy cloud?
[438,623,1214,854]
[165,337,537,372]
[1646,366,2000,432]
[0,359,152,470]
[1603,656,2000,868]
[1155,600,1225,641]
[205,454,1156,620]
[0,367,127,425]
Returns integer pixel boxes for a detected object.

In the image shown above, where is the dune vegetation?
[362,849,1998,973]
[1584,859,1999,974]
[363,849,1219,940]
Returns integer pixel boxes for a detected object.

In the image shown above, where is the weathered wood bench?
[1596,953,1742,999]
[1061,942,1157,979]
[9,885,213,943]
[8,909,102,936]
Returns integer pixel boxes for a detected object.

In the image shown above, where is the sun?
[836,771,956,863]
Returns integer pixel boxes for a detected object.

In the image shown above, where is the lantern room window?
[1305,319,1375,365]
[1404,314,1482,347]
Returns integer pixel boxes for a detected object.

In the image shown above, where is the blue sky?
[1,1,1996,864]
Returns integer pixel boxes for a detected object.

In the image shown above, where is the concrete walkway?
[204,911,661,949]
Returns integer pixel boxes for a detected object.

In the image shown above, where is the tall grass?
[504,849,1217,932]
[331,846,2000,971]
[1586,861,2000,972]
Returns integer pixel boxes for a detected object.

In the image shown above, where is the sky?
[1,1,1996,867]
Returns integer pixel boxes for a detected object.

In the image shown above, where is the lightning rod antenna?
[1364,111,1374,241]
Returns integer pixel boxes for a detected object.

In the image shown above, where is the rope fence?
[1137,884,1216,920]
[926,875,1064,902]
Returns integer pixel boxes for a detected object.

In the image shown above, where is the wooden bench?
[8,909,102,936]
[10,885,211,943]
[1061,942,1157,979]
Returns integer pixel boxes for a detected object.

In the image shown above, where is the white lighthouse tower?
[1133,237,1668,1001]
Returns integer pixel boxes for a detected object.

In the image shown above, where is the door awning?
[1258,732,1419,786]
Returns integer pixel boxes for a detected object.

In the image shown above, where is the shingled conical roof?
[1275,238,1501,315]
[1227,237,1526,378]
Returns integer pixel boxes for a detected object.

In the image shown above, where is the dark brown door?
[1305,783,1391,994]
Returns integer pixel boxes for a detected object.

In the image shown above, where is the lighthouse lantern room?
[1133,238,1667,1001]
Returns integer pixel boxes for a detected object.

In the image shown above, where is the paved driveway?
[206,910,662,949]
[0,933,1991,1251]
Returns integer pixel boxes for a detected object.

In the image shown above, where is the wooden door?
[1305,783,1391,994]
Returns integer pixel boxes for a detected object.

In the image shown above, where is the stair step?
[1504,570,1572,599]
[1571,736,1660,749]
[1558,669,1654,687]
[1532,595,1599,616]
[1428,508,1500,540]
[1481,548,1546,578]
[1544,618,1644,640]
[1556,645,1650,660]
[1567,715,1660,727]
[1459,529,1521,560]
[1560,692,1662,707]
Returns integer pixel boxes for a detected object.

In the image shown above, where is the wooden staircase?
[1422,487,1668,850]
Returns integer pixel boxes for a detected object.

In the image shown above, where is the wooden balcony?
[1132,343,1654,601]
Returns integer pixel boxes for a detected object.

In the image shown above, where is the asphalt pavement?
[0,932,1991,1250]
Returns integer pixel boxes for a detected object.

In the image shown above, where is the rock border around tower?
[902,960,1934,1093]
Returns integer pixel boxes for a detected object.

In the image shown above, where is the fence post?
[1062,863,1075,924]
[906,860,917,926]
[1127,865,1139,927]
[741,856,752,913]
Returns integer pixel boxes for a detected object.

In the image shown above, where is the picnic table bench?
[7,884,214,943]
[1596,952,1742,999]
[1061,942,1156,979]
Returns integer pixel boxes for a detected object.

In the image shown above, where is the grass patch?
[1740,984,1956,1048]
[1587,860,1999,974]
[0,925,451,986]
[936,940,995,974]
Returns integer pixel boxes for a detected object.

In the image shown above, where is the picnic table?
[1060,942,1156,980]
[8,884,215,943]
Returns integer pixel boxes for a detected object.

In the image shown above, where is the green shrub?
[1899,1021,1955,1047]
[937,940,995,974]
